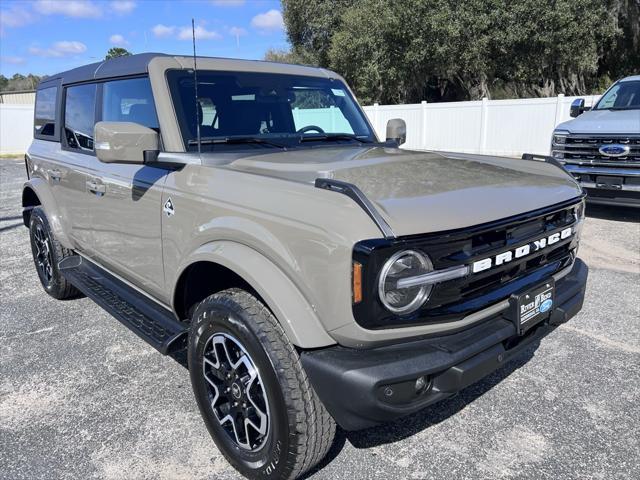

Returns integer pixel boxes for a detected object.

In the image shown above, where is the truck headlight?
[552,132,568,144]
[378,250,433,314]
[551,130,569,159]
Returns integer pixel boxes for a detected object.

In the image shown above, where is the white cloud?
[0,55,26,65]
[211,0,245,6]
[0,5,35,30]
[111,1,136,14]
[229,26,247,37]
[152,24,175,38]
[109,34,128,46]
[177,25,221,41]
[152,23,221,41]
[34,0,102,18]
[29,41,87,58]
[250,9,284,32]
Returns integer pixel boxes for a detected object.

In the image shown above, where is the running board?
[59,256,187,356]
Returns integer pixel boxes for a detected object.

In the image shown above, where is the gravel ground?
[1,157,639,480]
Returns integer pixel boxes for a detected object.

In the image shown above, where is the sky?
[0,0,289,77]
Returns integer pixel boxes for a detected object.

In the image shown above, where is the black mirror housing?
[570,98,587,118]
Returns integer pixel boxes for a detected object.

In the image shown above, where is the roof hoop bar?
[314,178,395,239]
[521,153,567,171]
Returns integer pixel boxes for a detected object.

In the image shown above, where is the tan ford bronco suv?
[24,53,588,480]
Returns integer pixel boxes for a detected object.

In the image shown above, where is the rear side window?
[64,83,97,152]
[34,86,58,139]
[102,77,159,129]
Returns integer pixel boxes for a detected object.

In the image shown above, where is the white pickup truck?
[551,75,640,207]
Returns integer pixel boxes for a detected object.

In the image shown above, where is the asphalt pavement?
[1,157,639,480]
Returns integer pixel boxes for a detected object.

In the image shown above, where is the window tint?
[102,77,159,129]
[64,83,97,151]
[34,86,57,138]
[166,70,375,151]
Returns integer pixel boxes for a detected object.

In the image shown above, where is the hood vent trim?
[315,178,395,239]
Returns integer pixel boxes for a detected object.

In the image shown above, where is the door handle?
[48,169,61,181]
[86,180,106,195]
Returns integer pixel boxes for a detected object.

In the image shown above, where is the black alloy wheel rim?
[202,332,270,452]
[33,224,53,285]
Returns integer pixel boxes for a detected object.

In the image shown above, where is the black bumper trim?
[301,258,588,431]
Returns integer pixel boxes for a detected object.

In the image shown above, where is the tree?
[280,0,634,103]
[263,48,308,65]
[105,47,132,60]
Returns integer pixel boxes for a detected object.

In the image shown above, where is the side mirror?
[94,121,159,164]
[386,118,407,146]
[570,98,589,118]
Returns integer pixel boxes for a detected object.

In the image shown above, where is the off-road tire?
[29,207,81,300]
[188,288,336,480]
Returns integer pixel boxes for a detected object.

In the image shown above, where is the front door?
[85,76,168,299]
[86,161,168,298]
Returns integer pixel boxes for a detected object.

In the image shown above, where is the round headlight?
[378,250,433,314]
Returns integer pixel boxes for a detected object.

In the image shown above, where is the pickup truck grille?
[553,135,640,167]
[353,198,583,330]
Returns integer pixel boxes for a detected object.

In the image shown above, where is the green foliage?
[105,47,132,60]
[0,73,44,92]
[263,48,308,65]
[280,0,639,103]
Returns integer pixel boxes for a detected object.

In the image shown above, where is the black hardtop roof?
[38,53,169,88]
[37,52,330,90]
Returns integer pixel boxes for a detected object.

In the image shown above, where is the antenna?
[192,18,202,155]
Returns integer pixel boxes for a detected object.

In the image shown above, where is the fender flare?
[174,240,337,349]
[22,178,73,249]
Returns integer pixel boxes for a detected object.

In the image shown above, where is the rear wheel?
[188,288,335,480]
[29,207,81,300]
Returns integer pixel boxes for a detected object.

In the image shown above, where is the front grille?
[553,135,640,166]
[352,198,583,330]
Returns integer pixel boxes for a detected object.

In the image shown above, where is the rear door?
[58,83,100,250]
[86,77,168,299]
[28,82,96,251]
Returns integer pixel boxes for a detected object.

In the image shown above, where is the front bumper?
[563,164,640,207]
[301,258,588,431]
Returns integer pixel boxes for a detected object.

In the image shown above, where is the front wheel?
[188,288,335,480]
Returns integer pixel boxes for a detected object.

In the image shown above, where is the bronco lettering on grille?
[472,227,573,273]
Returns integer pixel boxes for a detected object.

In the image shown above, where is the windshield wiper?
[188,136,286,148]
[299,134,373,144]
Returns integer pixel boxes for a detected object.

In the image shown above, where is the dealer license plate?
[512,281,555,335]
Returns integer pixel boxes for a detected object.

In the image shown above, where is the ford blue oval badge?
[599,144,630,157]
[540,298,553,313]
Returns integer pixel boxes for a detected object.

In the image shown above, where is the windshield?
[594,79,640,110]
[167,70,377,151]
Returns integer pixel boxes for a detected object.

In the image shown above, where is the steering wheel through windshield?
[297,125,326,135]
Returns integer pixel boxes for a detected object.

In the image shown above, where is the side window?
[64,83,97,152]
[102,77,159,129]
[34,86,58,139]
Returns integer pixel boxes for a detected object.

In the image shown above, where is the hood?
[555,108,640,135]
[211,147,582,237]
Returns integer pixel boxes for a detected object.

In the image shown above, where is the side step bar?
[59,256,188,356]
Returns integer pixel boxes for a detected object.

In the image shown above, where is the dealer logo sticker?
[163,197,175,217]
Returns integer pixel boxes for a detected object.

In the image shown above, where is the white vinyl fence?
[362,94,600,157]
[0,104,34,155]
[0,94,601,156]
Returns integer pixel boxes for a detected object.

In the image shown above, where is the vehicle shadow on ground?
[586,204,639,223]
[302,344,539,478]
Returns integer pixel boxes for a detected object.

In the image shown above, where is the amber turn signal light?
[352,261,363,304]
